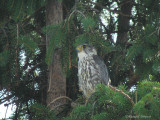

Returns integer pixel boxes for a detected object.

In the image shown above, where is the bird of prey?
[76,44,110,98]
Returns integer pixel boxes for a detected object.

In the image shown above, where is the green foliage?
[96,84,132,119]
[57,0,63,2]
[30,103,58,120]
[136,81,160,100]
[0,50,8,67]
[2,0,46,22]
[74,34,89,47]
[81,17,97,32]
[0,0,47,118]
[44,24,66,64]
[64,84,133,120]
[63,82,160,120]
[126,22,160,80]
[69,104,93,120]
[19,35,38,52]
[152,60,160,73]
[126,42,143,61]
[133,81,160,119]
[91,112,108,120]
[133,93,160,119]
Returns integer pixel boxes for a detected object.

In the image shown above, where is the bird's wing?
[93,55,109,85]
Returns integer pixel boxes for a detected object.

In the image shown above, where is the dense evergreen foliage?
[0,0,160,119]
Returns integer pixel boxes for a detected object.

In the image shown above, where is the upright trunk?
[116,0,139,88]
[46,0,66,110]
[111,0,133,86]
[117,0,133,46]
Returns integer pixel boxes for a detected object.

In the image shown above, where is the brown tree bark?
[116,0,139,88]
[117,0,133,45]
[46,0,66,110]
[111,0,134,86]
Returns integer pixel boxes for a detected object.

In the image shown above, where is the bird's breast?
[78,57,102,98]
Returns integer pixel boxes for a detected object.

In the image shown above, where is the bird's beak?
[76,46,83,52]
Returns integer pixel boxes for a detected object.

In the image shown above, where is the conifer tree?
[0,0,160,119]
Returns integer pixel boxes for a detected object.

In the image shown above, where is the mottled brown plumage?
[76,44,110,98]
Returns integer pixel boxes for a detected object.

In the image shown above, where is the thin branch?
[2,29,9,49]
[15,24,19,79]
[69,42,71,69]
[109,85,135,106]
[118,0,134,8]
[47,96,72,107]
[26,62,42,75]
[26,101,30,116]
[148,30,157,38]
[0,89,7,98]
[51,103,68,111]
[22,6,45,25]
[92,101,97,116]
[5,104,9,119]
[67,9,86,23]
[63,9,86,29]
[85,92,96,106]
[0,95,13,104]
[34,26,46,40]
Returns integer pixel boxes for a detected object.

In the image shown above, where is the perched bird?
[76,44,110,98]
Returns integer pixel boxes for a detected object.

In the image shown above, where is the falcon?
[76,44,110,98]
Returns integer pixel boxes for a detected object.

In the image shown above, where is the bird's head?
[76,44,97,60]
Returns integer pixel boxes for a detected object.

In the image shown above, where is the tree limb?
[47,96,72,107]
[109,85,135,106]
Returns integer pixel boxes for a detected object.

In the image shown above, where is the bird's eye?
[83,45,86,49]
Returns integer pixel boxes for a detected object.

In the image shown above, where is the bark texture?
[46,0,66,110]
[117,0,133,45]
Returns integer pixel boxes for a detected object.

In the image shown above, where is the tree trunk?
[46,0,66,110]
[117,0,133,46]
[116,0,139,88]
[111,0,133,86]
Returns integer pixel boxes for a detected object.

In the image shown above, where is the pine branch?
[0,94,13,104]
[22,6,45,24]
[109,85,135,106]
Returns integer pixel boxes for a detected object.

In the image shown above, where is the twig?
[47,96,72,107]
[91,101,97,116]
[69,43,71,69]
[5,104,9,119]
[15,24,19,79]
[85,92,96,106]
[148,30,157,38]
[109,85,135,106]
[51,103,68,111]
[0,95,13,104]
[22,6,45,25]
[2,29,9,49]
[67,9,86,24]
[26,62,42,75]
